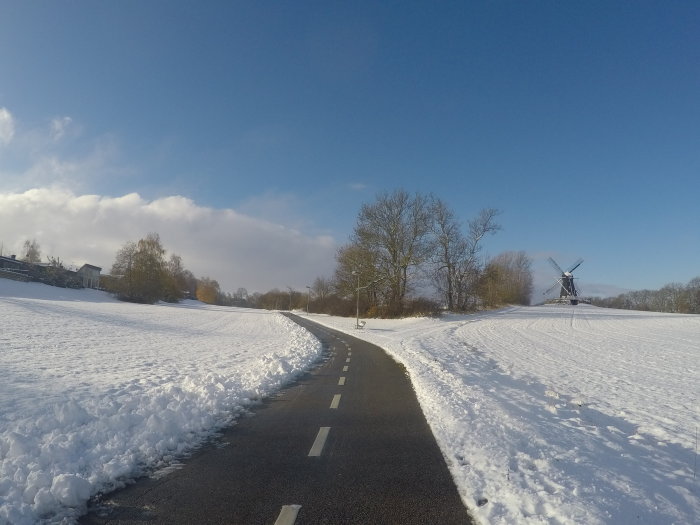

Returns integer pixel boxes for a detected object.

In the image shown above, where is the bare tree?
[351,190,432,315]
[308,276,332,311]
[162,253,188,302]
[456,208,501,309]
[480,251,533,306]
[653,283,686,313]
[110,240,138,299]
[594,276,700,314]
[334,243,379,298]
[430,205,501,311]
[22,239,42,263]
[430,198,467,311]
[311,277,332,301]
[687,277,700,314]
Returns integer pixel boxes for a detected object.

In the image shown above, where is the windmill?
[544,257,583,305]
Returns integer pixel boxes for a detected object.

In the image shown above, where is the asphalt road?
[81,313,474,524]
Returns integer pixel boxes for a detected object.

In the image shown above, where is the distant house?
[0,255,29,281]
[0,254,24,272]
[77,264,102,289]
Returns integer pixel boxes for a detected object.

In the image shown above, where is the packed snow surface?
[303,306,699,525]
[0,281,321,524]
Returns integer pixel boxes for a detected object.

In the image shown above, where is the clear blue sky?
[1,1,698,295]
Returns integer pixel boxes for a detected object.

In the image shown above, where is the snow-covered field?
[302,306,699,524]
[1,280,698,524]
[0,281,321,524]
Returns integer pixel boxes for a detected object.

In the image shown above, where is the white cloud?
[50,116,73,141]
[236,191,310,230]
[0,106,129,195]
[0,108,337,292]
[0,107,15,145]
[0,188,337,293]
[0,133,128,194]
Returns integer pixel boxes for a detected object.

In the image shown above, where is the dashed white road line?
[346,357,351,363]
[343,365,349,372]
[274,504,301,525]
[338,376,346,386]
[330,394,342,409]
[308,427,331,457]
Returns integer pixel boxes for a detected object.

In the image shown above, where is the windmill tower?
[544,257,583,305]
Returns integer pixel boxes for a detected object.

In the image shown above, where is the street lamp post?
[352,271,360,328]
[351,271,385,329]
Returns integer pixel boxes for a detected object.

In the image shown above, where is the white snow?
[1,280,698,524]
[0,281,321,524]
[302,306,699,525]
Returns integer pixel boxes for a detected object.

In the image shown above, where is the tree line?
[10,192,698,317]
[252,190,533,317]
[4,234,247,307]
[103,233,249,306]
[330,189,533,316]
[591,277,700,314]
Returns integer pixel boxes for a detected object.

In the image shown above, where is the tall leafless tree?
[22,239,42,263]
[430,198,467,311]
[351,190,432,315]
[430,205,501,311]
[456,208,501,309]
[311,277,332,301]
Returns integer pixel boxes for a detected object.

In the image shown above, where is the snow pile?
[0,281,321,524]
[304,305,700,525]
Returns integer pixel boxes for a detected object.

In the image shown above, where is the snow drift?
[0,281,321,524]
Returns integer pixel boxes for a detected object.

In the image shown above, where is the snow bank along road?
[1,282,323,524]
[81,313,472,524]
[303,306,699,525]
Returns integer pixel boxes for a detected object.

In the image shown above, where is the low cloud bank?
[0,188,337,292]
